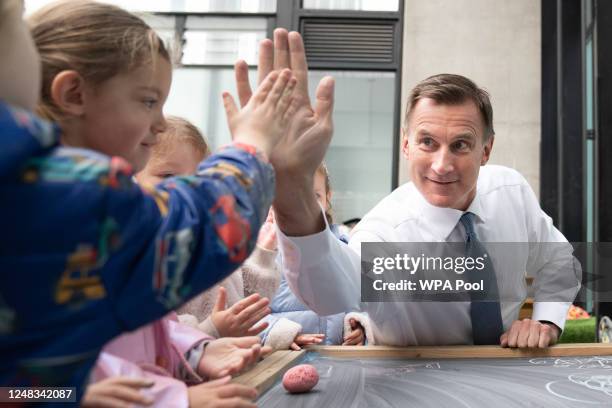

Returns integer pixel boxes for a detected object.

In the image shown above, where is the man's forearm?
[273,174,326,236]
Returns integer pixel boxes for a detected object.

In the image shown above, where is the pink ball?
[282,364,319,393]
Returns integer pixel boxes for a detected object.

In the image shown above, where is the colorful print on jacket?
[0,101,275,403]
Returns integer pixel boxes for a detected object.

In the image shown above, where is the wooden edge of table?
[307,343,612,359]
[232,350,305,394]
[231,344,612,397]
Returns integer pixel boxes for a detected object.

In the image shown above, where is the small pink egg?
[282,364,319,393]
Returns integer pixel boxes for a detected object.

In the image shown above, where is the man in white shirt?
[235,29,581,348]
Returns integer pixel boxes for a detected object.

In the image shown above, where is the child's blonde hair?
[28,0,170,121]
[154,116,210,160]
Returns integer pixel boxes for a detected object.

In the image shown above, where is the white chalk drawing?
[363,362,441,377]
[545,380,602,404]
[530,357,612,369]
[569,374,612,397]
[545,374,612,405]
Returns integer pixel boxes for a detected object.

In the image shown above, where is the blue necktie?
[459,212,503,345]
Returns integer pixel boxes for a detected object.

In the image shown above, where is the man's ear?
[50,70,87,116]
[401,128,410,160]
[481,135,495,165]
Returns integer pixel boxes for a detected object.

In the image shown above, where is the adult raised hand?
[234,28,335,237]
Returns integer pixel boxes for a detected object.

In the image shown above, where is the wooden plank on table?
[232,350,305,394]
[308,343,612,359]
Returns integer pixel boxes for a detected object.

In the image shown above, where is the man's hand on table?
[500,318,561,348]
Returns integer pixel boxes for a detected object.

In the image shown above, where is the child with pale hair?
[1,1,298,406]
[136,116,210,186]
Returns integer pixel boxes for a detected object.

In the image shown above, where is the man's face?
[402,98,493,211]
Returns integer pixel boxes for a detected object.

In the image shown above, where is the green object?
[559,317,597,343]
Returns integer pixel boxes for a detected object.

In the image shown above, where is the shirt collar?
[413,186,485,241]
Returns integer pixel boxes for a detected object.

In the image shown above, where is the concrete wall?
[399,0,541,196]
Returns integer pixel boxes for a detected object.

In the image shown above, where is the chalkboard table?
[234,344,612,407]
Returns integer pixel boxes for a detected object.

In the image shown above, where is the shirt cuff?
[275,205,333,270]
[532,301,571,332]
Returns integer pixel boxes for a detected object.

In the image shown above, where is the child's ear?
[50,70,87,116]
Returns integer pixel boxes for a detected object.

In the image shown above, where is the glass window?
[101,0,276,13]
[27,0,276,15]
[586,38,594,131]
[308,71,395,222]
[163,68,258,149]
[182,17,267,65]
[302,0,399,12]
[140,14,178,54]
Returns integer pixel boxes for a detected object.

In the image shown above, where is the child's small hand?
[81,376,154,408]
[198,336,273,379]
[342,318,365,346]
[290,333,325,350]
[211,287,271,337]
[223,68,297,157]
[188,375,258,408]
[257,209,277,251]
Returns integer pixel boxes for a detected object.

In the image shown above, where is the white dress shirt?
[278,165,581,346]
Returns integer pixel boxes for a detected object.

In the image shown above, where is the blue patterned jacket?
[0,101,274,402]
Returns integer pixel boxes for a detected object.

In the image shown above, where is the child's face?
[74,57,172,171]
[0,1,41,111]
[313,170,330,212]
[135,141,204,186]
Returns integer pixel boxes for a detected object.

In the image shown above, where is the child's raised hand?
[197,336,273,379]
[187,375,258,408]
[223,69,297,157]
[342,318,365,346]
[81,376,154,408]
[290,333,325,351]
[256,208,277,251]
[211,287,271,337]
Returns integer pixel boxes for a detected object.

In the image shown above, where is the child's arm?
[0,71,296,390]
[91,352,190,408]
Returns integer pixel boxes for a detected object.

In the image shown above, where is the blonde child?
[86,117,268,407]
[136,116,279,341]
[0,1,297,405]
[136,116,211,186]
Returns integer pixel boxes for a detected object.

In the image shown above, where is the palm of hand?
[199,338,251,379]
[270,99,332,176]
